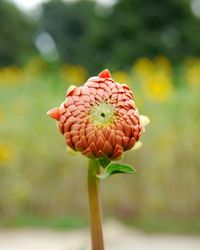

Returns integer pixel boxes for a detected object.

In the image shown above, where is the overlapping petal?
[48,69,148,160]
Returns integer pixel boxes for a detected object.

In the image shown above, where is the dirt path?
[0,221,200,250]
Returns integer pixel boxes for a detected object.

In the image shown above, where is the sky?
[10,0,200,18]
[10,0,117,11]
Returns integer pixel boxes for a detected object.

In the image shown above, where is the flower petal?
[132,141,143,150]
[66,147,79,155]
[98,69,111,79]
[67,85,77,96]
[47,107,60,120]
[140,115,150,127]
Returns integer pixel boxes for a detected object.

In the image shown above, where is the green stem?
[88,159,104,250]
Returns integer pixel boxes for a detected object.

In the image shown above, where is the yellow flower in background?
[133,55,172,82]
[0,66,24,85]
[112,70,129,84]
[133,57,154,80]
[132,56,173,102]
[184,57,200,89]
[24,57,47,76]
[0,145,13,166]
[61,64,88,84]
[142,72,173,102]
[154,55,172,75]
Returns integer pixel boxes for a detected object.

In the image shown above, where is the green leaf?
[99,158,111,168]
[97,163,136,180]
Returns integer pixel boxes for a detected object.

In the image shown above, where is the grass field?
[0,56,200,233]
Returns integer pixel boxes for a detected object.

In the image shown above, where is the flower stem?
[88,159,104,250]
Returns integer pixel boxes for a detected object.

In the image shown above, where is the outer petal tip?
[47,107,60,120]
[66,146,79,155]
[66,85,76,96]
[132,141,143,150]
[98,69,111,79]
[140,115,150,127]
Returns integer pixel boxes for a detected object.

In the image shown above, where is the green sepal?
[97,163,136,180]
[99,158,111,168]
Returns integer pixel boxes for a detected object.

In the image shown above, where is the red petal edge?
[47,107,60,120]
[98,69,111,79]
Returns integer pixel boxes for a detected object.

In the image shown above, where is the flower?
[112,71,129,84]
[61,64,88,84]
[184,57,200,89]
[0,66,24,86]
[48,69,149,160]
[142,72,173,102]
[132,56,173,102]
[133,57,155,80]
[0,145,13,165]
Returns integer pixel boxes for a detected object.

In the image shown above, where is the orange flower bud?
[48,69,148,160]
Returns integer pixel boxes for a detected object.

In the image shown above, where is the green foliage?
[0,0,35,66]
[99,158,110,168]
[40,0,95,65]
[1,0,200,71]
[97,163,136,179]
[39,0,200,72]
[0,214,87,229]
[98,0,200,69]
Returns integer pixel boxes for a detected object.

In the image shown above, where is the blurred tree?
[91,0,200,70]
[41,0,200,73]
[0,0,35,66]
[1,0,200,70]
[40,0,95,66]
[40,0,200,72]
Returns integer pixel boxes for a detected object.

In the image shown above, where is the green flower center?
[89,102,115,126]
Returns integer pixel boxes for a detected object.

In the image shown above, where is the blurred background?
[0,0,200,235]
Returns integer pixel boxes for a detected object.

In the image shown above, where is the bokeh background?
[0,0,200,234]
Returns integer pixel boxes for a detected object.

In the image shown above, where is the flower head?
[47,69,149,160]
